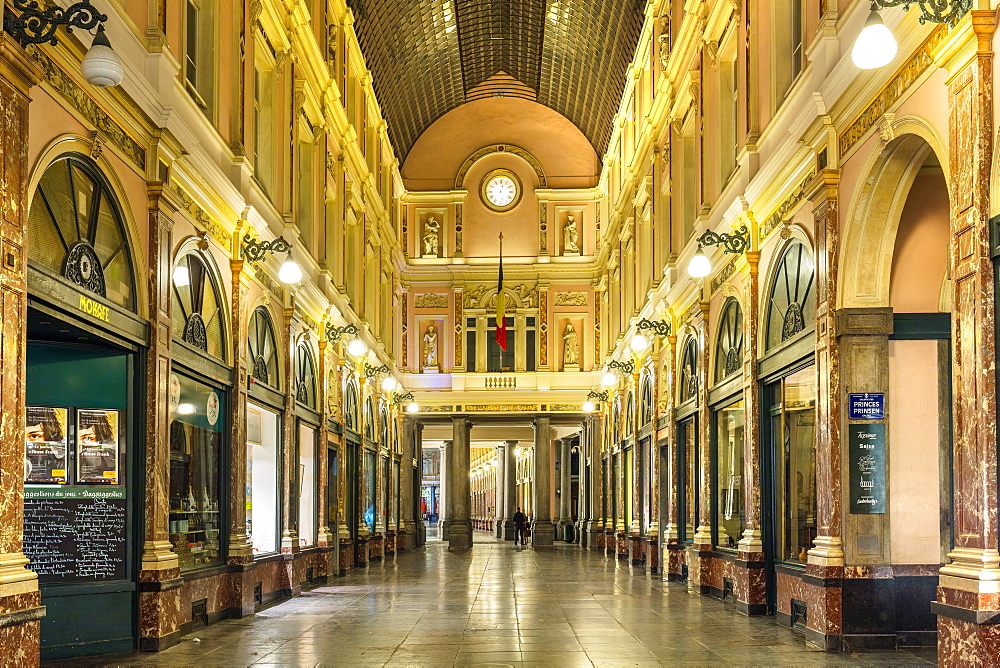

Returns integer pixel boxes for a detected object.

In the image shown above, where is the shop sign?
[848,423,886,514]
[848,393,885,420]
[78,294,110,322]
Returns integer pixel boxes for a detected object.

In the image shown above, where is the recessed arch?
[455,144,547,190]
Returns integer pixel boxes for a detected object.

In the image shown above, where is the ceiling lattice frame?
[347,0,644,161]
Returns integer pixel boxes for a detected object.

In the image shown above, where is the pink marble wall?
[0,592,41,667]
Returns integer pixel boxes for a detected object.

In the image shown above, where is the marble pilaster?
[557,437,572,539]
[439,439,450,537]
[401,417,416,549]
[501,441,517,540]
[531,416,555,547]
[586,416,604,550]
[447,417,473,550]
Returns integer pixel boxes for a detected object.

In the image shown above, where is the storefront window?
[298,423,316,546]
[714,399,745,549]
[364,450,376,532]
[773,366,817,562]
[624,447,634,529]
[247,403,280,555]
[169,372,225,571]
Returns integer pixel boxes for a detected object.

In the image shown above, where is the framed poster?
[25,406,69,484]
[76,409,120,484]
[848,423,886,514]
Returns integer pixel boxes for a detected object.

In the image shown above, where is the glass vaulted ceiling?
[347,0,645,160]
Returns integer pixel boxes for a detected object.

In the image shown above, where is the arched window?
[27,154,137,311]
[364,396,375,440]
[612,399,621,442]
[624,391,635,438]
[172,251,225,358]
[344,380,359,431]
[714,297,744,383]
[379,405,389,446]
[679,337,698,403]
[248,307,279,389]
[766,241,815,350]
[294,342,317,408]
[640,374,654,425]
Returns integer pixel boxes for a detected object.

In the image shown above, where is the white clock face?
[486,176,517,207]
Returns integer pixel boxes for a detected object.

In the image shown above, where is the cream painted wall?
[888,339,942,565]
[889,172,950,313]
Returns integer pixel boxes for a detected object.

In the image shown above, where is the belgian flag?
[495,233,507,352]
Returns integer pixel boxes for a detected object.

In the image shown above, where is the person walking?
[512,507,527,545]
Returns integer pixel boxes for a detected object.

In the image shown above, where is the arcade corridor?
[49,535,937,667]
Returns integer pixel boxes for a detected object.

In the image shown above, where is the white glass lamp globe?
[407,401,419,413]
[630,333,649,352]
[852,10,897,70]
[172,264,190,287]
[381,377,398,392]
[601,371,617,387]
[278,255,303,284]
[81,27,124,87]
[176,402,196,415]
[347,338,367,357]
[687,248,712,278]
[582,400,595,413]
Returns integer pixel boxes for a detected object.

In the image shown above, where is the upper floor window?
[172,251,226,359]
[772,0,805,106]
[714,297,744,383]
[679,337,699,403]
[766,241,815,351]
[294,342,317,409]
[248,307,280,389]
[185,1,216,112]
[344,380,359,431]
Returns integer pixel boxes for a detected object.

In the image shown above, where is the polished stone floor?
[49,532,938,667]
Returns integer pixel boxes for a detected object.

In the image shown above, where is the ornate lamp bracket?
[587,390,610,402]
[637,318,671,337]
[608,359,636,375]
[364,363,390,379]
[869,0,971,26]
[4,0,107,45]
[696,224,750,256]
[241,233,292,264]
[326,322,359,342]
[393,391,415,405]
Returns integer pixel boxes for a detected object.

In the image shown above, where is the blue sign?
[848,393,885,420]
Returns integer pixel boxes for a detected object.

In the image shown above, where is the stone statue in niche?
[422,324,439,371]
[563,323,579,370]
[562,214,580,254]
[422,216,440,257]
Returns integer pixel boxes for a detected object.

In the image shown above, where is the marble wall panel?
[938,617,1000,667]
[139,589,182,638]
[0,618,40,668]
[253,560,286,598]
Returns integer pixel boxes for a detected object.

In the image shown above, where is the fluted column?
[532,416,555,547]
[501,441,518,540]
[447,416,473,550]
[558,437,573,539]
[439,439,450,537]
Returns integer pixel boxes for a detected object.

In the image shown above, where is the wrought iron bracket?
[393,391,415,405]
[241,233,292,264]
[325,322,359,342]
[4,0,106,46]
[587,390,610,402]
[637,318,671,337]
[608,359,635,375]
[364,362,389,379]
[870,0,971,26]
[696,224,750,256]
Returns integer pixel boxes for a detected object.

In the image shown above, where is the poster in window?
[76,409,120,484]
[24,406,69,484]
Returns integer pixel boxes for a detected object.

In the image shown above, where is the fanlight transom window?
[295,342,317,408]
[679,337,699,403]
[27,154,136,311]
[766,241,815,350]
[345,380,359,431]
[248,307,280,389]
[172,252,225,358]
[714,298,744,382]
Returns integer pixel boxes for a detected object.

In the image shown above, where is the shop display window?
[773,367,817,562]
[364,450,376,532]
[298,423,316,546]
[714,399,745,549]
[247,404,280,555]
[168,372,225,571]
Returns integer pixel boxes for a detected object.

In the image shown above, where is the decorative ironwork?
[252,355,268,384]
[608,359,635,375]
[241,233,292,264]
[326,322,359,342]
[393,391,415,405]
[587,390,609,402]
[183,312,208,352]
[4,0,106,46]
[782,302,806,342]
[696,224,750,256]
[637,318,671,337]
[870,0,971,26]
[296,382,309,404]
[63,241,106,296]
[365,362,390,379]
[295,343,317,408]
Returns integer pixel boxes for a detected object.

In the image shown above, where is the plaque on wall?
[848,423,886,514]
[75,409,120,484]
[847,393,885,420]
[24,406,69,484]
[23,486,127,582]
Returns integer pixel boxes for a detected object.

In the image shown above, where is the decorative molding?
[401,295,408,368]
[414,293,448,309]
[838,25,947,158]
[26,46,146,170]
[710,256,738,294]
[539,288,548,367]
[454,290,464,368]
[255,267,284,302]
[539,202,548,254]
[555,291,588,307]
[454,144,547,189]
[464,404,537,412]
[170,181,230,246]
[463,284,538,309]
[759,169,816,240]
[420,405,455,412]
[680,301,701,324]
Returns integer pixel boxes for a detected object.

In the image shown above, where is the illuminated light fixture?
[381,376,398,392]
[347,338,367,357]
[582,401,595,413]
[176,402,196,415]
[609,359,636,375]
[851,8,897,69]
[241,234,301,284]
[278,253,303,284]
[601,371,617,387]
[688,247,711,278]
[629,334,649,352]
[172,264,190,287]
[80,26,124,87]
[326,322,360,342]
[365,362,390,379]
[688,224,750,278]
[407,401,419,413]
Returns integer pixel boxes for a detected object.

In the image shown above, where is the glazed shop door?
[25,342,138,659]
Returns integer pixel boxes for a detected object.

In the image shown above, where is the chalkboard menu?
[23,486,127,583]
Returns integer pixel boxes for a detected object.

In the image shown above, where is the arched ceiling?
[346,0,645,161]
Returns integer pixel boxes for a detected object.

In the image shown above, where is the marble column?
[501,441,517,540]
[447,416,473,550]
[438,439,450,538]
[558,437,573,540]
[400,417,416,550]
[586,415,604,550]
[494,445,505,539]
[0,41,42,664]
[415,422,426,546]
[575,425,587,546]
[280,307,300,567]
[532,416,555,547]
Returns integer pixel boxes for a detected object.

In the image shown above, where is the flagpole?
[498,232,504,371]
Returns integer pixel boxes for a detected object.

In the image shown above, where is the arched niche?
[344,378,360,432]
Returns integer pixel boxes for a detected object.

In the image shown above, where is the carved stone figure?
[422,324,438,368]
[423,216,440,257]
[563,214,580,253]
[563,324,579,366]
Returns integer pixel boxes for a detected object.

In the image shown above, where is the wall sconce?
[583,389,609,413]
[326,322,360,343]
[393,391,419,413]
[4,1,124,87]
[241,233,301,284]
[608,359,636,375]
[365,362,390,379]
[630,318,671,352]
[688,224,750,278]
[852,2,969,70]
